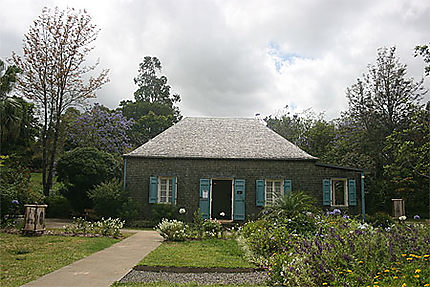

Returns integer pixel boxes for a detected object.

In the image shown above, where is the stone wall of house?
[124,157,363,221]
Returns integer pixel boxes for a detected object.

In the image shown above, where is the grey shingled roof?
[126,117,317,160]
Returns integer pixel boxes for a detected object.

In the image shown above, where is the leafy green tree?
[13,7,109,196]
[339,47,426,213]
[120,56,181,147]
[415,42,430,76]
[56,147,121,212]
[265,107,314,148]
[134,56,181,106]
[265,107,336,159]
[346,47,425,150]
[383,105,429,217]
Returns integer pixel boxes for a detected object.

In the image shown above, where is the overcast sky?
[1,0,429,119]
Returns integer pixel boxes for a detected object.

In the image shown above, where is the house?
[123,117,365,221]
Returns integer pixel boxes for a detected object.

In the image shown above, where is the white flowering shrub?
[156,219,187,241]
[202,219,222,238]
[93,217,124,237]
[65,217,124,237]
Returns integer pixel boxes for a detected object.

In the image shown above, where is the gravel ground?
[119,270,269,285]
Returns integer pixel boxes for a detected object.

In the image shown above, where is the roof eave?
[123,154,318,161]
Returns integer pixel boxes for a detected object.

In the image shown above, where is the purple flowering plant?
[241,211,430,286]
[68,104,134,154]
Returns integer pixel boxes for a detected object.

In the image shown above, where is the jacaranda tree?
[67,103,133,154]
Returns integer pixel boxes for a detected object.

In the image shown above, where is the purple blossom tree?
[68,103,134,154]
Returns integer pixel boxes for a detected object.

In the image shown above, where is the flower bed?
[241,211,430,286]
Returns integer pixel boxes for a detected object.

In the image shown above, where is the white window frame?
[331,178,348,207]
[265,179,283,206]
[158,176,173,204]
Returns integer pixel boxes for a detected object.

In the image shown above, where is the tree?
[265,107,336,159]
[343,47,427,213]
[13,7,109,196]
[67,103,133,154]
[56,147,121,212]
[383,105,430,217]
[265,106,314,148]
[1,97,39,164]
[415,42,430,76]
[134,56,181,107]
[120,100,177,146]
[1,60,39,165]
[120,56,181,147]
[0,59,20,96]
[1,60,21,147]
[345,47,426,173]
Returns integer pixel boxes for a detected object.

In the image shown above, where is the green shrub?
[152,203,179,222]
[88,179,122,218]
[366,211,395,228]
[187,209,205,239]
[45,193,72,218]
[156,219,187,241]
[262,191,317,219]
[88,179,141,224]
[202,219,222,238]
[1,156,44,221]
[56,147,121,212]
[118,197,141,224]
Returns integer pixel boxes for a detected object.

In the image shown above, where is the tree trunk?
[42,105,49,197]
[46,117,61,196]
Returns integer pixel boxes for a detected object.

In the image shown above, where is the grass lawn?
[0,232,120,287]
[139,239,255,268]
[112,282,265,287]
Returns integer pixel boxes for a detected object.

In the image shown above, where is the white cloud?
[1,0,429,120]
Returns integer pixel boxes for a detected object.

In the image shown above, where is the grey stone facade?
[124,157,363,221]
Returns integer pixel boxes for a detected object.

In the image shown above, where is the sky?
[1,0,429,120]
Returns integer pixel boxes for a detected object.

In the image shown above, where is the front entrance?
[211,179,232,220]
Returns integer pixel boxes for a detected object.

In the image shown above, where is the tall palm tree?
[0,59,22,146]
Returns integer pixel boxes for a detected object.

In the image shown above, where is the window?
[265,179,282,206]
[158,177,173,203]
[331,178,347,206]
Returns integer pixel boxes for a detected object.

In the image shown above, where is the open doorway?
[211,179,232,220]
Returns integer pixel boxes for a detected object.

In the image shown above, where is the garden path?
[22,230,163,287]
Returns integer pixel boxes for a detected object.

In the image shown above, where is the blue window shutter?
[149,177,158,203]
[348,179,357,206]
[323,179,331,206]
[255,180,265,206]
[233,179,246,220]
[199,179,210,219]
[284,179,292,196]
[171,177,177,205]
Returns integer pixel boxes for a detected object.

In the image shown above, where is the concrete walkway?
[22,231,163,287]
